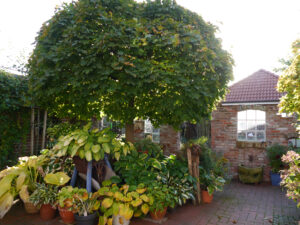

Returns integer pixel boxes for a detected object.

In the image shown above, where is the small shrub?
[266,144,288,173]
[281,151,300,207]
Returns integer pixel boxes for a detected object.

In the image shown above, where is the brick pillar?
[159,125,180,155]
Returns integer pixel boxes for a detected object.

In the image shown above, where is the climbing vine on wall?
[0,70,31,169]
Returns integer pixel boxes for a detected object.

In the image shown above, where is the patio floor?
[1,181,299,225]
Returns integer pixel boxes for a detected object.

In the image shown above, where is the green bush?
[266,144,288,173]
[0,70,30,169]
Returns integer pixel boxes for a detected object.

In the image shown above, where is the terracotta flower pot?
[58,206,74,224]
[40,204,56,221]
[24,202,39,214]
[201,190,213,203]
[150,207,167,220]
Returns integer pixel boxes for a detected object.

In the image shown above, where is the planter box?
[238,165,263,184]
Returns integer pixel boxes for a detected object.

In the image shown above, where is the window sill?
[236,141,267,149]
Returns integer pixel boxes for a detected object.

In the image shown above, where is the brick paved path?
[1,182,299,225]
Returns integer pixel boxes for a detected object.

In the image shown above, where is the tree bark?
[125,123,135,143]
[41,110,47,149]
[30,107,35,155]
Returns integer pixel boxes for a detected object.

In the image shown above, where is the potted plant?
[72,188,100,225]
[266,144,287,186]
[98,180,152,225]
[199,168,225,203]
[29,172,70,220]
[147,181,175,221]
[29,183,58,220]
[57,186,76,224]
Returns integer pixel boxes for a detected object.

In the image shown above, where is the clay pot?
[58,206,74,224]
[201,190,213,203]
[150,207,167,220]
[24,202,39,214]
[40,204,56,220]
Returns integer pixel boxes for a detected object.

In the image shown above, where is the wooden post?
[187,148,196,204]
[30,107,35,155]
[195,156,201,204]
[187,148,193,175]
[35,109,40,154]
[41,110,47,149]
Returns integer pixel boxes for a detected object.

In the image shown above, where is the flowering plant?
[281,151,300,207]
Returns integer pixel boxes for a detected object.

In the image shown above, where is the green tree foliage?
[0,70,30,168]
[277,39,300,117]
[27,0,233,138]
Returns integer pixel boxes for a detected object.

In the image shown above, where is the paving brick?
[2,182,300,225]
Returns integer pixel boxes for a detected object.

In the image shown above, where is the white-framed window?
[237,110,266,142]
[144,119,160,143]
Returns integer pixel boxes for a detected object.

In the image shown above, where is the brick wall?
[211,104,297,181]
[133,121,180,155]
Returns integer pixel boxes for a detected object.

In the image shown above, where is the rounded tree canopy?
[28,0,233,128]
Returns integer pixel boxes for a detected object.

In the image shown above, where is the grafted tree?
[28,0,233,141]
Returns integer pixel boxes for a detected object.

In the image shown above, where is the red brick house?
[211,69,298,181]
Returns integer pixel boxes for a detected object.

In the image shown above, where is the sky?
[0,0,299,83]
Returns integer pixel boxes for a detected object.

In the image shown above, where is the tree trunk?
[125,123,135,143]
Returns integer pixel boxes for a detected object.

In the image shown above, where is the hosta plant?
[0,155,46,218]
[52,123,134,161]
[159,155,196,206]
[72,188,100,216]
[199,167,226,195]
[147,181,175,212]
[281,151,300,207]
[98,180,153,225]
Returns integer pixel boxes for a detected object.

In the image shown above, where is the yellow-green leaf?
[44,172,70,186]
[85,150,92,161]
[102,143,110,153]
[92,145,101,153]
[141,204,149,215]
[102,198,113,209]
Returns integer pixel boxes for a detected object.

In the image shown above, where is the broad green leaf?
[44,172,70,186]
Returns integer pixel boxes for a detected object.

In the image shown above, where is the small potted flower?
[29,172,70,220]
[266,144,287,186]
[72,188,100,225]
[199,168,225,203]
[57,186,76,224]
[98,180,152,225]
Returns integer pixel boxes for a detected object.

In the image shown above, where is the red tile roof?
[224,69,283,103]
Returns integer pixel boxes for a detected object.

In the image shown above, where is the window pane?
[152,134,160,143]
[238,111,246,120]
[238,121,247,131]
[153,128,160,134]
[247,121,256,130]
[256,121,265,130]
[257,132,265,141]
[247,131,255,141]
[238,131,246,140]
[144,120,152,133]
[247,110,256,120]
[256,110,265,120]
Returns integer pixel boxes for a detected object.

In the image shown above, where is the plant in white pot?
[98,180,152,225]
